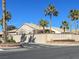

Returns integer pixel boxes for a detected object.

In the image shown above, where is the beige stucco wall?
[12,34,79,44]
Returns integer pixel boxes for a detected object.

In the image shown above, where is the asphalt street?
[0,44,79,59]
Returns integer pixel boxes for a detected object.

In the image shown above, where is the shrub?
[6,36,16,43]
[45,29,50,33]
[6,39,16,43]
[0,40,2,44]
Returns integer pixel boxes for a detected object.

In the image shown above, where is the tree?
[60,21,69,32]
[39,19,48,33]
[0,11,11,31]
[7,25,16,31]
[0,11,11,42]
[69,9,79,33]
[0,11,11,26]
[45,4,58,33]
[2,0,11,42]
[2,0,7,42]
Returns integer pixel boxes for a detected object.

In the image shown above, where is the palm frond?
[44,4,58,16]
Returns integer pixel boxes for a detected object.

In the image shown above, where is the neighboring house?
[46,27,63,33]
[16,23,43,34]
[72,30,79,34]
[16,23,63,34]
[8,29,17,35]
[0,29,17,36]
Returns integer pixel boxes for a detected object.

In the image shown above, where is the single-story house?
[16,23,63,34]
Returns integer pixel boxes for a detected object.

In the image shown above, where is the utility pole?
[2,0,7,42]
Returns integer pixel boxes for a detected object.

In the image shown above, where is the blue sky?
[0,0,79,31]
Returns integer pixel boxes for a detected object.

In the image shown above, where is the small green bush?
[45,29,50,33]
[6,36,16,43]
[6,39,16,43]
[0,40,2,44]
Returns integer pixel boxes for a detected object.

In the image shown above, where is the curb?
[0,48,28,52]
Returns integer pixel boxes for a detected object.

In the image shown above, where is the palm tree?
[69,9,79,33]
[39,19,48,33]
[2,0,7,42]
[2,0,11,42]
[45,4,58,33]
[60,21,69,32]
[0,11,11,27]
[0,11,11,40]
[5,11,11,21]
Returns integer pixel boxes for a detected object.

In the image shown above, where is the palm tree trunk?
[74,21,76,33]
[2,0,7,43]
[70,21,72,33]
[5,21,8,36]
[76,21,78,32]
[63,27,65,33]
[50,14,52,33]
[43,27,45,33]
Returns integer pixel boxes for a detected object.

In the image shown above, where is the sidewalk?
[0,48,29,52]
[41,42,79,46]
[0,43,27,52]
[22,42,79,46]
[0,42,79,52]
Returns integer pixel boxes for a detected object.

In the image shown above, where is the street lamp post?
[2,0,7,42]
